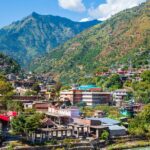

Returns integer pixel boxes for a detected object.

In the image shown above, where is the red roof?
[34,103,49,109]
[7,111,17,117]
[0,115,10,122]
[89,88,102,92]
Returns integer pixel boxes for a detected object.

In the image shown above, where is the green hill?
[0,12,100,66]
[31,1,150,83]
[0,53,20,74]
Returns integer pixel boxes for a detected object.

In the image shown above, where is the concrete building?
[33,102,50,113]
[71,118,108,138]
[47,106,80,118]
[109,125,127,137]
[60,90,112,106]
[86,117,120,126]
[60,90,82,104]
[82,92,112,106]
[86,117,126,137]
[113,89,129,107]
[23,102,33,109]
[46,106,80,125]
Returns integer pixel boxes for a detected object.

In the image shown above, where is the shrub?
[100,130,109,140]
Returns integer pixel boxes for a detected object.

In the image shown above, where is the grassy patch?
[108,140,150,150]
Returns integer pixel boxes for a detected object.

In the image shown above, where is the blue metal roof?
[78,84,99,90]
[86,117,120,125]
[109,125,126,130]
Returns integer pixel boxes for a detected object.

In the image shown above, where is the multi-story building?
[113,89,129,107]
[60,90,82,104]
[82,92,112,106]
[60,90,112,106]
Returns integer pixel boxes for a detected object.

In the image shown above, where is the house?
[23,102,33,109]
[7,73,17,81]
[109,125,127,137]
[12,95,44,101]
[47,106,80,118]
[86,117,120,126]
[11,80,34,89]
[86,117,126,137]
[33,102,50,113]
[46,105,80,125]
[113,89,129,107]
[71,117,108,138]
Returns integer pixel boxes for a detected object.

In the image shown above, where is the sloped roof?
[109,125,126,130]
[86,117,120,125]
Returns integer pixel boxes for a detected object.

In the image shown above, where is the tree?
[11,112,43,135]
[132,81,150,104]
[31,83,41,94]
[104,74,123,91]
[0,78,14,109]
[0,80,13,95]
[61,85,71,91]
[100,130,109,140]
[11,114,26,135]
[25,113,42,132]
[124,91,134,101]
[141,70,150,82]
[54,82,62,93]
[0,74,7,81]
[7,101,24,112]
[128,104,150,137]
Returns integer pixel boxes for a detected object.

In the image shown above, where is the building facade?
[60,90,112,106]
[113,89,129,107]
[48,106,80,118]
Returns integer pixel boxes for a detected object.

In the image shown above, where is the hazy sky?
[0,0,146,28]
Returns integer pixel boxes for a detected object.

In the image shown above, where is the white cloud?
[88,0,146,20]
[58,0,86,12]
[80,18,90,22]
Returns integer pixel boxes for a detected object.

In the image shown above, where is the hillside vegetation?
[0,53,20,74]
[0,12,100,66]
[31,1,150,82]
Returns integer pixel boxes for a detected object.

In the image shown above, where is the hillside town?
[0,67,150,150]
[0,0,150,150]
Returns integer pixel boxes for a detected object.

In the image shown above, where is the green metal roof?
[78,84,99,90]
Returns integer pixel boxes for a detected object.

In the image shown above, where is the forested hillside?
[0,53,20,74]
[31,1,150,82]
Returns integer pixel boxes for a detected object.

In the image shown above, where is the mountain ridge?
[0,12,100,66]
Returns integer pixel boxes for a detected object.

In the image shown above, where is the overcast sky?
[0,0,146,28]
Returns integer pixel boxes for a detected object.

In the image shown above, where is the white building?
[113,89,129,107]
[48,106,80,118]
[82,92,112,106]
[23,102,33,109]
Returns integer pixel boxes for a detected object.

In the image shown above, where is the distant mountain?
[0,53,20,74]
[0,12,100,66]
[31,1,150,82]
